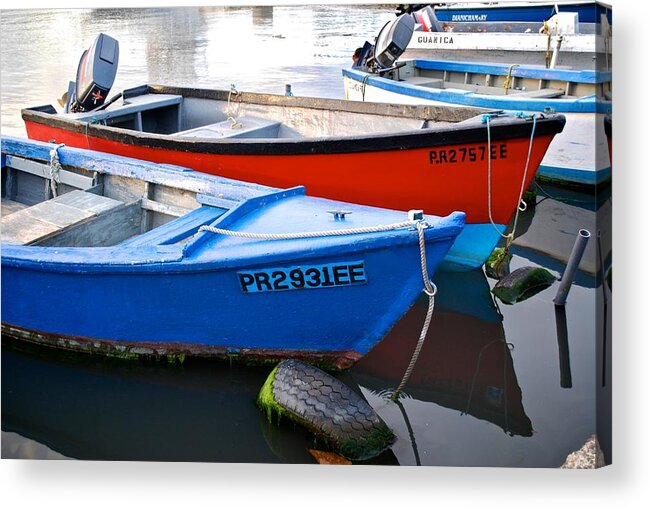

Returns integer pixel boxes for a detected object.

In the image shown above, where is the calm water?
[0,5,611,467]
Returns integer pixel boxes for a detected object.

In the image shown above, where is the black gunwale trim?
[22,85,566,156]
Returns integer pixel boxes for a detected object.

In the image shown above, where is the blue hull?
[1,137,464,368]
[344,62,611,114]
[433,2,611,24]
[536,163,611,186]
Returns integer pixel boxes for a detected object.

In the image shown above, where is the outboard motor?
[64,33,119,113]
[354,14,414,74]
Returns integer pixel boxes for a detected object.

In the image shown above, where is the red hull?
[25,121,554,225]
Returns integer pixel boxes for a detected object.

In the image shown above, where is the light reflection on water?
[1,5,394,136]
[0,5,610,467]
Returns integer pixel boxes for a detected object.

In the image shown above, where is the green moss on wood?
[492,266,557,304]
[485,247,512,280]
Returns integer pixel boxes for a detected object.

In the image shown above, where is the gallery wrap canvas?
[1,1,611,474]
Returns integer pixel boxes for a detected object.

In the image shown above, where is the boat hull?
[1,219,460,370]
[431,1,610,24]
[403,32,604,69]
[343,71,608,187]
[23,120,556,226]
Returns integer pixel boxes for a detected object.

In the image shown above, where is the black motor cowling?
[66,33,119,113]
[353,13,414,73]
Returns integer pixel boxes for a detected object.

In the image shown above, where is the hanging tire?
[258,359,395,461]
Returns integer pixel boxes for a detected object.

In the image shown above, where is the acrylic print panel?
[1,0,611,473]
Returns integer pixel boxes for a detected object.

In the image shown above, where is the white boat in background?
[401,7,611,69]
[344,14,611,187]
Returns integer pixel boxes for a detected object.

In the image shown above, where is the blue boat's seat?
[1,190,124,246]
[118,205,226,248]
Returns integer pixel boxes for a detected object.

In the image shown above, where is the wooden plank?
[1,190,124,245]
[2,212,62,245]
[196,193,241,209]
[119,205,226,248]
[140,198,191,218]
[20,201,95,228]
[514,88,565,98]
[4,167,18,200]
[1,198,29,216]
[55,189,124,214]
[38,202,142,247]
[141,181,155,232]
[71,94,183,123]
[5,155,95,189]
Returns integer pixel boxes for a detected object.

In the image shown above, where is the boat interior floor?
[404,76,568,98]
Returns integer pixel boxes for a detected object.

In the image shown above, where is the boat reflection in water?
[352,269,533,438]
[1,339,399,464]
[1,343,287,462]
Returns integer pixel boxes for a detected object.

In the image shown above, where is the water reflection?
[353,270,533,438]
[0,5,395,136]
[1,339,400,464]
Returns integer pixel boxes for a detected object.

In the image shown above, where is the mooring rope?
[484,112,538,250]
[391,220,437,400]
[48,143,65,198]
[199,218,437,398]
[503,64,520,95]
[540,20,552,68]
[361,74,371,102]
[226,83,242,128]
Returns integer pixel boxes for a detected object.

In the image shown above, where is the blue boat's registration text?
[238,261,367,293]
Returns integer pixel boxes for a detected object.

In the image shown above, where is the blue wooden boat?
[1,136,464,369]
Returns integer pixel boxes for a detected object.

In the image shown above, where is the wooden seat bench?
[175,115,281,139]
[117,205,226,248]
[2,190,125,246]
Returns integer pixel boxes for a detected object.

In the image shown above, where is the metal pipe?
[550,35,563,69]
[553,229,591,305]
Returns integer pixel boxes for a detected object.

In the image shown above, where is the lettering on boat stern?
[238,261,367,293]
[429,144,507,165]
[416,35,455,44]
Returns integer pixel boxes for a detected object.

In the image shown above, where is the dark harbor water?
[1,5,611,467]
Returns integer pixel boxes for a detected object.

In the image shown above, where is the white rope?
[198,220,419,240]
[199,218,438,395]
[485,114,538,248]
[48,143,65,198]
[391,221,438,400]
[226,84,241,126]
